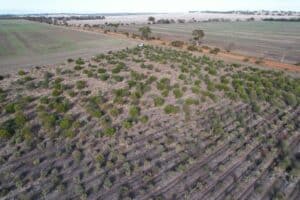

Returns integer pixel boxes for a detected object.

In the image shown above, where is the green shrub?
[209,48,220,54]
[173,88,183,98]
[187,45,198,51]
[164,105,180,114]
[67,58,74,63]
[112,67,121,74]
[76,80,87,90]
[153,96,165,107]
[100,73,110,81]
[112,75,124,82]
[284,92,297,107]
[95,153,104,164]
[140,115,149,124]
[18,70,26,76]
[74,65,83,71]
[98,68,107,73]
[41,113,57,130]
[21,126,32,141]
[103,127,116,137]
[191,86,200,94]
[52,89,63,96]
[109,108,120,117]
[0,129,11,139]
[185,98,199,105]
[76,58,85,65]
[0,119,17,138]
[5,103,16,113]
[171,40,184,47]
[59,116,72,129]
[15,112,27,127]
[129,106,140,118]
[122,119,133,129]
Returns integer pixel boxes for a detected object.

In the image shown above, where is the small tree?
[148,16,155,24]
[192,29,205,45]
[139,26,152,40]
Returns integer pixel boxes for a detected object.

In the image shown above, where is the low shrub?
[76,80,87,90]
[164,105,180,114]
[129,106,140,118]
[103,127,116,136]
[187,45,198,51]
[18,70,26,76]
[171,41,184,48]
[98,68,107,73]
[76,58,85,65]
[173,88,183,98]
[153,96,165,107]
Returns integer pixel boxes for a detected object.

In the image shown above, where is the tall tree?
[139,26,152,40]
[148,16,155,24]
[192,29,205,45]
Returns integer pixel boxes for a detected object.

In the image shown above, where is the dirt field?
[0,20,138,73]
[111,21,300,64]
[0,45,299,200]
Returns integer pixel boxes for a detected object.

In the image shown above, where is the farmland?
[109,21,300,64]
[0,20,138,73]
[0,45,299,199]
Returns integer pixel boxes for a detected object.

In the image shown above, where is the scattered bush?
[100,73,110,81]
[103,127,116,137]
[153,96,165,107]
[98,68,107,73]
[171,41,184,48]
[76,58,85,65]
[164,105,180,114]
[18,70,26,76]
[173,88,183,98]
[129,106,140,118]
[76,80,87,90]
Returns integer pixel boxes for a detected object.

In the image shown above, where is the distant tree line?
[262,18,300,22]
[24,15,105,25]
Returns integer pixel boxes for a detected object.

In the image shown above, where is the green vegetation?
[0,44,299,199]
[138,26,152,40]
[164,104,180,114]
[153,96,165,107]
[76,80,87,90]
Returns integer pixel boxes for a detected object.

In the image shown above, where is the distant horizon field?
[0,20,137,73]
[114,21,300,64]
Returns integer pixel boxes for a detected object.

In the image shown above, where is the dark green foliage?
[173,88,183,98]
[76,80,87,90]
[112,75,124,82]
[59,116,72,130]
[153,96,165,107]
[157,78,171,91]
[164,105,180,114]
[284,92,297,106]
[5,103,16,113]
[74,65,83,71]
[103,127,116,137]
[99,73,110,81]
[171,40,184,47]
[129,106,140,118]
[76,58,85,65]
[98,68,107,73]
[0,119,17,139]
[18,70,26,76]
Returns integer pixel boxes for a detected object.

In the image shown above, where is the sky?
[0,0,299,14]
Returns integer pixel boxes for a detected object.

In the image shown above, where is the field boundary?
[66,25,300,72]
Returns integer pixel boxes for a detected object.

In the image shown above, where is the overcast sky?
[0,0,299,14]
